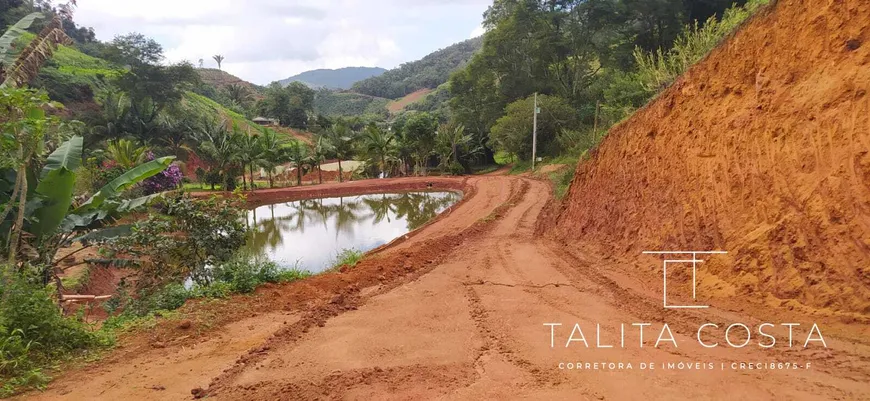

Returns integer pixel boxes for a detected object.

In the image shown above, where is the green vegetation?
[0,273,110,396]
[447,0,770,171]
[314,89,389,117]
[352,37,482,99]
[279,67,387,90]
[104,253,311,321]
[331,248,363,269]
[256,82,315,129]
[634,0,770,93]
[0,0,773,394]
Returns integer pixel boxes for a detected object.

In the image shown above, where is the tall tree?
[311,134,332,184]
[232,128,264,191]
[325,122,355,183]
[213,54,224,70]
[284,141,310,186]
[257,128,285,188]
[403,112,438,176]
[360,123,396,178]
[257,82,314,129]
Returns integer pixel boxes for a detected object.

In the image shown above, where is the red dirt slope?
[387,88,433,113]
[554,0,870,314]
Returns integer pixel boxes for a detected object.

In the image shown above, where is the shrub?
[447,161,465,176]
[209,255,280,294]
[635,0,771,93]
[489,95,579,161]
[332,248,363,270]
[0,271,109,395]
[142,152,184,194]
[108,194,247,289]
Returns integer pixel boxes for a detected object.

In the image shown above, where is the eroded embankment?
[553,0,870,314]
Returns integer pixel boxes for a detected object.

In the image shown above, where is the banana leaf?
[72,225,133,244]
[74,156,175,214]
[40,134,82,177]
[0,13,44,66]
[30,136,83,240]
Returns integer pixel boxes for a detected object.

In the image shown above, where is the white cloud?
[470,25,485,38]
[72,0,490,85]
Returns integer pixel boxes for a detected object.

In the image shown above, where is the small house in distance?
[253,117,280,126]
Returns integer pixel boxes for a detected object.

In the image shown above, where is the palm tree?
[311,134,332,184]
[258,128,285,188]
[213,54,225,70]
[285,141,310,186]
[435,122,477,173]
[193,118,237,190]
[233,128,266,191]
[105,139,149,169]
[224,84,253,108]
[361,123,396,178]
[326,122,356,183]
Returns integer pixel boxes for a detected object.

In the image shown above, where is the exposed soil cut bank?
[554,0,870,315]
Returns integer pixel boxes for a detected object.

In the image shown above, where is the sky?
[72,0,491,85]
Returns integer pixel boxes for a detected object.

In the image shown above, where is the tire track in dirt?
[200,178,532,399]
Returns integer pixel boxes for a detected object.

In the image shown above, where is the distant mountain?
[351,37,483,100]
[278,67,387,90]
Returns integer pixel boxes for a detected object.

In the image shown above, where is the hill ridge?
[278,67,386,89]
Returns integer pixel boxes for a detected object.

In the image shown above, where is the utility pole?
[532,92,539,171]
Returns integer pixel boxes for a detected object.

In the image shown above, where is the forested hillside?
[278,67,387,89]
[351,37,483,99]
[444,0,761,164]
[313,89,389,118]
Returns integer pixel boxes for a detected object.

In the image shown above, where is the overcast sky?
[73,0,490,85]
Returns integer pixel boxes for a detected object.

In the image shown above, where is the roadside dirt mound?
[554,0,870,314]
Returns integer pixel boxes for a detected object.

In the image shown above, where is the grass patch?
[509,160,531,175]
[330,248,363,270]
[0,272,113,397]
[549,167,575,199]
[471,165,500,175]
[59,267,90,293]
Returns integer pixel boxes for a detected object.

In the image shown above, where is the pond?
[244,191,462,273]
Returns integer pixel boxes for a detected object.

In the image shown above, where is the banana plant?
[0,13,72,88]
[1,135,175,287]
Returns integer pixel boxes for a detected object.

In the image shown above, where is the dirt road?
[22,176,870,400]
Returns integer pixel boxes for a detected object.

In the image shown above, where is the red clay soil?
[554,0,870,315]
[24,175,870,400]
[387,88,433,113]
[17,1,870,400]
[271,126,314,144]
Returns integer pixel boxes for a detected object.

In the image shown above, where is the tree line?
[446,0,765,164]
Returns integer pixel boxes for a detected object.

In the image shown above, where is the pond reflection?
[245,191,461,272]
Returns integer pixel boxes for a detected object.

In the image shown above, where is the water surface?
[245,191,461,272]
